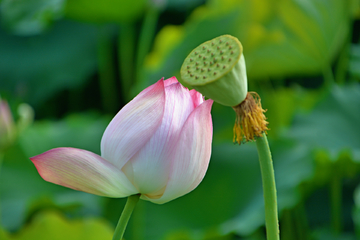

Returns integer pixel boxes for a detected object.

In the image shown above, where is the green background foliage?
[1,0,360,239]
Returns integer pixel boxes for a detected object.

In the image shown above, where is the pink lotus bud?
[30,77,213,204]
[0,98,15,148]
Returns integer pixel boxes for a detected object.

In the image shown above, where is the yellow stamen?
[232,92,268,144]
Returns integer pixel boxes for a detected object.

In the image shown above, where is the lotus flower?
[30,77,213,204]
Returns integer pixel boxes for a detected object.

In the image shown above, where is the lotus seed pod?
[180,35,248,106]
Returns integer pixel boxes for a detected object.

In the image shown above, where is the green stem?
[322,66,335,89]
[280,209,293,240]
[132,199,145,240]
[335,1,352,85]
[256,133,280,240]
[118,23,136,102]
[335,41,350,85]
[330,168,342,234]
[113,194,140,240]
[97,26,118,113]
[294,202,310,240]
[135,6,160,85]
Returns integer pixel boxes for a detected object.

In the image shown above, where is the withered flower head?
[232,92,268,144]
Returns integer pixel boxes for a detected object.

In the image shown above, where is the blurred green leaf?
[141,0,352,91]
[0,0,65,35]
[261,86,320,138]
[0,20,98,107]
[166,0,205,10]
[5,210,113,240]
[312,228,356,240]
[64,0,146,23]
[220,141,314,236]
[349,44,360,80]
[0,226,10,240]
[163,229,233,240]
[288,84,360,161]
[19,112,110,156]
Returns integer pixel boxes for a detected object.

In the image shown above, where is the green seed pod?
[180,35,248,106]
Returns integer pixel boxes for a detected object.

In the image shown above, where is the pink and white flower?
[30,77,213,204]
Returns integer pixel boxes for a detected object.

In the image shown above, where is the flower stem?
[118,23,136,102]
[97,26,118,113]
[135,6,160,84]
[256,133,280,240]
[112,194,140,240]
[322,66,335,89]
[330,167,342,234]
[294,202,310,240]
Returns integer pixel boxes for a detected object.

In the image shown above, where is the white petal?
[121,82,196,195]
[189,89,204,108]
[164,76,178,86]
[30,147,138,197]
[145,99,213,204]
[101,79,165,170]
